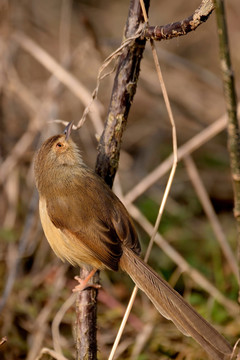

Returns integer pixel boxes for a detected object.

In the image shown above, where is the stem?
[75,268,99,360]
[214,0,240,298]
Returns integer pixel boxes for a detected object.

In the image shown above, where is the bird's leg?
[72,268,101,292]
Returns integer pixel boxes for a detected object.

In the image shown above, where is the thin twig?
[143,40,177,263]
[184,155,238,278]
[108,286,138,360]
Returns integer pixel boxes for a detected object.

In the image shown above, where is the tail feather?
[120,247,232,360]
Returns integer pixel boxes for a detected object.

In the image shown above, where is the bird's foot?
[72,269,101,292]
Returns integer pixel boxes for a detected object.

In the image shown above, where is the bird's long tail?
[120,247,232,360]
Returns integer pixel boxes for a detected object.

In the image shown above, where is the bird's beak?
[64,121,74,141]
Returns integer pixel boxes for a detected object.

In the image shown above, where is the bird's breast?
[39,197,103,269]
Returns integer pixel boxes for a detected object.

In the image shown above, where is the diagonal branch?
[184,155,238,278]
[142,0,214,41]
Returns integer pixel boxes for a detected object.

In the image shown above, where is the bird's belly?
[39,198,103,269]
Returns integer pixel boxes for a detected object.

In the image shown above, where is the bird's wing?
[46,169,140,270]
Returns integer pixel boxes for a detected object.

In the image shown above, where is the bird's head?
[34,122,82,192]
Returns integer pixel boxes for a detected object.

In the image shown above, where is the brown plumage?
[34,126,232,360]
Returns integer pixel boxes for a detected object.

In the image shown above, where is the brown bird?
[34,122,232,360]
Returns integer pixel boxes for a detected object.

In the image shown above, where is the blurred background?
[0,0,239,359]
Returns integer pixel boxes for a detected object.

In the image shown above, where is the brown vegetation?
[0,0,239,359]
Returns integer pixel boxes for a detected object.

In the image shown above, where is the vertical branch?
[214,0,240,297]
[95,0,150,187]
[76,1,150,359]
[75,268,99,360]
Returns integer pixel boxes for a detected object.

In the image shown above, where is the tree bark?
[75,268,99,360]
[142,0,214,41]
[95,0,150,187]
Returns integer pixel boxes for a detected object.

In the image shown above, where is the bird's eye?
[56,142,63,148]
